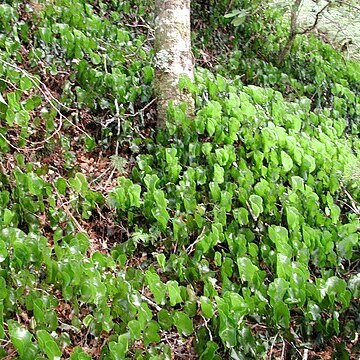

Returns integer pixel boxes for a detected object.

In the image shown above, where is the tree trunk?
[277,0,302,65]
[154,0,194,128]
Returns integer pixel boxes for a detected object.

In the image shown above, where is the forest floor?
[274,0,360,60]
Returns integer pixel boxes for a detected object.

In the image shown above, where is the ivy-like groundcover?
[0,0,359,359]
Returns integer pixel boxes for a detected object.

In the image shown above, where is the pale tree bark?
[278,0,332,65]
[154,0,194,128]
[277,0,302,65]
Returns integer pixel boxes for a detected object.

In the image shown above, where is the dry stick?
[27,115,63,146]
[141,294,162,312]
[114,98,121,156]
[201,315,213,341]
[125,22,154,31]
[0,115,63,152]
[280,338,286,360]
[103,99,120,189]
[10,108,63,149]
[298,2,331,35]
[102,97,157,126]
[0,132,46,152]
[52,185,87,234]
[0,159,7,175]
[289,340,303,358]
[0,71,64,148]
[124,97,157,140]
[278,1,331,64]
[343,188,360,215]
[58,320,81,333]
[339,199,359,215]
[0,59,92,145]
[336,0,360,11]
[0,58,73,111]
[124,97,157,118]
[246,200,258,223]
[185,226,207,254]
[268,332,279,360]
[0,78,21,90]
[320,12,358,56]
[103,97,157,187]
[89,166,113,185]
[303,349,309,360]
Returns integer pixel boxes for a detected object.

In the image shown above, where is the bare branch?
[336,0,360,12]
[297,2,331,35]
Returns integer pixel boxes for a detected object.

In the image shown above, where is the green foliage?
[0,0,359,359]
[195,0,360,136]
[108,67,358,357]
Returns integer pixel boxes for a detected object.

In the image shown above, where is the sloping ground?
[274,0,360,59]
[300,0,360,60]
[0,1,359,359]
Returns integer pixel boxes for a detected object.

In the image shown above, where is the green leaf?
[69,173,88,194]
[145,271,166,305]
[0,241,7,264]
[55,177,67,195]
[0,302,4,339]
[158,310,173,330]
[128,184,141,207]
[325,276,346,297]
[224,9,241,18]
[84,135,96,152]
[302,154,316,173]
[143,321,161,346]
[286,206,300,229]
[206,118,216,136]
[213,164,224,184]
[248,194,263,219]
[82,315,93,328]
[348,274,360,298]
[128,320,141,340]
[109,334,128,360]
[7,92,21,111]
[232,13,247,26]
[3,208,14,225]
[151,206,170,229]
[291,176,304,191]
[143,65,154,84]
[218,317,237,347]
[151,190,170,229]
[138,303,153,329]
[209,182,221,201]
[237,257,259,284]
[173,312,193,336]
[281,151,293,172]
[156,253,166,272]
[306,302,321,321]
[70,347,92,360]
[37,329,62,360]
[167,280,183,306]
[200,341,219,360]
[8,321,34,358]
[34,299,46,323]
[200,296,214,319]
[233,207,249,225]
[268,278,289,306]
[20,76,33,91]
[273,301,290,328]
[220,191,232,212]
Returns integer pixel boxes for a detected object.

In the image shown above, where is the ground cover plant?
[0,0,359,359]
